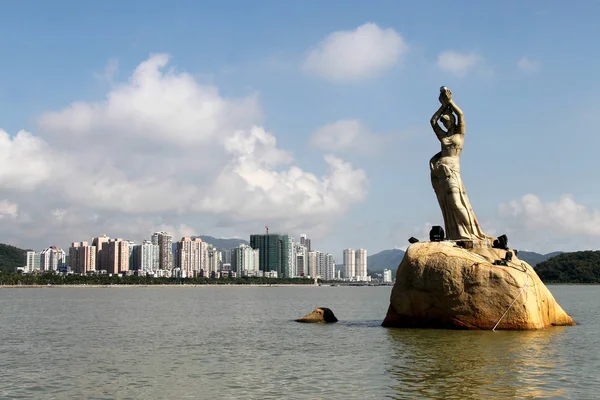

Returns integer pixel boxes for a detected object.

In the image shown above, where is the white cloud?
[309,119,387,154]
[0,54,368,249]
[0,130,54,191]
[517,57,540,73]
[0,200,18,219]
[436,51,483,77]
[499,194,600,236]
[303,23,408,82]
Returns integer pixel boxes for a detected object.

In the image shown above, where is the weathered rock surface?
[382,241,575,330]
[296,307,338,323]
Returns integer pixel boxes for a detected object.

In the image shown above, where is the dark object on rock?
[429,225,445,242]
[493,234,509,250]
[381,241,575,330]
[296,307,338,323]
[408,237,419,244]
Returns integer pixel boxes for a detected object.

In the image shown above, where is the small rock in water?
[295,307,338,323]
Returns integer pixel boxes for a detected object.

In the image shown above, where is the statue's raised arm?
[441,87,465,135]
[430,103,447,138]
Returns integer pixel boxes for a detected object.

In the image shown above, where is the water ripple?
[0,285,597,399]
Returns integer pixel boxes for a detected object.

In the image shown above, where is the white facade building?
[40,246,66,271]
[383,269,393,283]
[231,244,259,275]
[312,251,335,281]
[343,248,368,281]
[307,251,317,278]
[24,251,41,272]
[295,243,308,276]
[343,249,356,280]
[287,238,297,278]
[355,249,368,281]
[131,240,160,274]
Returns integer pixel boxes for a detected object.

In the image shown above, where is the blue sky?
[1,0,600,257]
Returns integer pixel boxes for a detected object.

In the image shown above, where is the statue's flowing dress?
[429,134,490,241]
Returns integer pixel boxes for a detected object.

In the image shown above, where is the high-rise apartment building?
[105,239,130,275]
[175,237,205,277]
[355,249,368,281]
[343,248,368,281]
[307,251,317,277]
[343,249,356,280]
[306,251,334,280]
[221,248,232,266]
[288,238,297,278]
[152,231,173,271]
[315,251,335,281]
[383,269,393,283]
[24,251,40,272]
[92,234,110,272]
[250,234,290,277]
[69,242,97,275]
[299,234,311,252]
[208,246,222,273]
[295,243,308,276]
[131,240,160,274]
[231,244,259,275]
[40,246,66,271]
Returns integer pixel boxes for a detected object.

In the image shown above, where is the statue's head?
[440,109,455,131]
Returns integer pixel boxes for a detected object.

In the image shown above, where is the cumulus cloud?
[303,23,408,82]
[0,130,54,190]
[499,194,600,236]
[0,54,368,249]
[517,57,540,73]
[436,51,483,77]
[309,119,389,154]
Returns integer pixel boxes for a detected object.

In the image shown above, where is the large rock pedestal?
[382,241,575,330]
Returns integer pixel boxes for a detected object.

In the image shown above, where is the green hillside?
[367,249,405,273]
[535,251,600,283]
[0,243,26,273]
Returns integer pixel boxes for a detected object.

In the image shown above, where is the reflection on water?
[385,328,571,399]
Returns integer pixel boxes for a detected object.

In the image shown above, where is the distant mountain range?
[517,251,563,266]
[0,237,563,275]
[335,249,406,275]
[193,235,249,249]
[172,235,249,253]
[362,248,562,274]
[367,249,405,272]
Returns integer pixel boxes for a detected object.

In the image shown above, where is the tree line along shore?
[0,273,321,287]
[2,243,600,285]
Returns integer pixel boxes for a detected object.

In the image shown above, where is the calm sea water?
[0,285,598,399]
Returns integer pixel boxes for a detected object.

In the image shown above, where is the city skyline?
[21,230,371,281]
[2,2,600,255]
[17,229,369,267]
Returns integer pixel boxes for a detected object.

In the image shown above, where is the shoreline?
[0,284,324,289]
